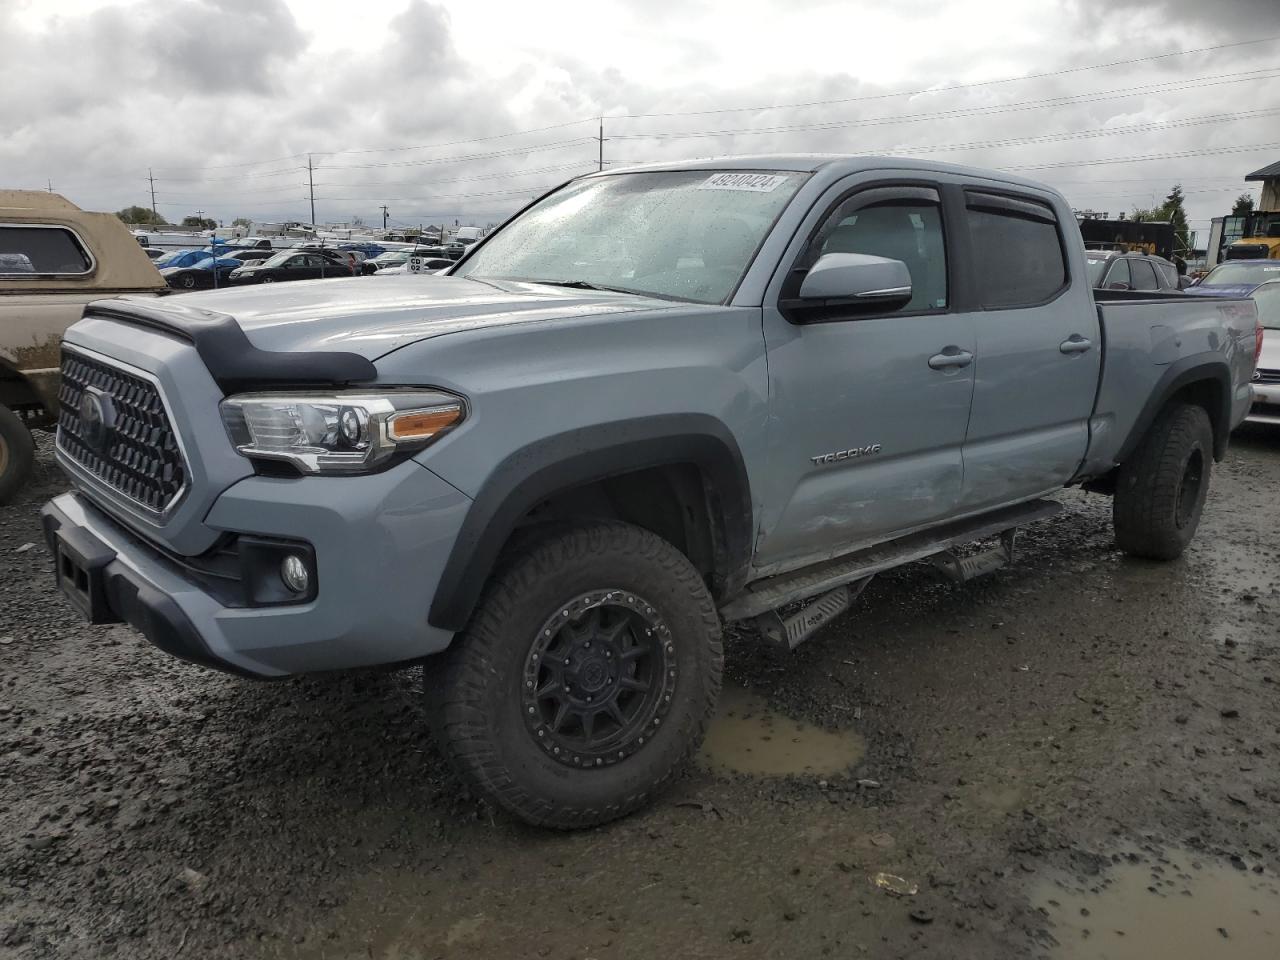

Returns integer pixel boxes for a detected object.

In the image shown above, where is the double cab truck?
[42,157,1260,828]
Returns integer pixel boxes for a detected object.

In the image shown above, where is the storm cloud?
[1,0,1277,236]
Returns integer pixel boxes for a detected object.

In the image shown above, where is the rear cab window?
[964,192,1067,308]
[0,225,94,277]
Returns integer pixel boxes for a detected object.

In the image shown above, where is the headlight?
[220,391,464,474]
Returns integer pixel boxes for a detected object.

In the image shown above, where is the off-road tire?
[428,520,723,829]
[0,405,36,506]
[1113,402,1213,560]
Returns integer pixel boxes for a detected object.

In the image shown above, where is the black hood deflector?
[86,297,376,393]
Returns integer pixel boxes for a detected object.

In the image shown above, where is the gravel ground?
[2,428,1279,959]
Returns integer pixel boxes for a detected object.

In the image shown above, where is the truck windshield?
[454,170,806,304]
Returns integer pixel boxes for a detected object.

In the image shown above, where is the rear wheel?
[1113,402,1213,560]
[428,520,723,829]
[0,405,36,505]
[180,273,198,289]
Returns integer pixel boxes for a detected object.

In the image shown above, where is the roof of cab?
[590,154,1064,196]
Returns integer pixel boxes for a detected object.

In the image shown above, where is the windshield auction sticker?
[698,173,790,192]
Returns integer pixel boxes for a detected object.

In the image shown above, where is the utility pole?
[148,168,158,226]
[46,179,53,193]
[380,205,389,230]
[597,117,605,171]
[308,154,316,227]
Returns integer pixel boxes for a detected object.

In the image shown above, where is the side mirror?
[785,253,913,322]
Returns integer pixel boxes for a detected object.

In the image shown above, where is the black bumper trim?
[41,500,262,678]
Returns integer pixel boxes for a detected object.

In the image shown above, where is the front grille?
[1256,368,1280,385]
[57,350,187,514]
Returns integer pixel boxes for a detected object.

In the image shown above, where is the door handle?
[928,348,974,371]
[1059,335,1093,355]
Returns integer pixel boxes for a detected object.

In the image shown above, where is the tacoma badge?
[810,444,882,466]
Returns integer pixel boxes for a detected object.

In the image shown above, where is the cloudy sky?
[2,0,1278,240]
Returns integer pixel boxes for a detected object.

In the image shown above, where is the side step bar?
[755,578,873,651]
[721,498,1062,623]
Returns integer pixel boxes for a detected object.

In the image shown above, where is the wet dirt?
[698,683,865,777]
[1036,847,1280,960]
[2,427,1280,959]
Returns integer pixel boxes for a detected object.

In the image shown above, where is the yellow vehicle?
[1224,211,1280,261]
[0,191,165,502]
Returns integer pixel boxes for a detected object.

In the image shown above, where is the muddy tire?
[428,520,723,829]
[1113,402,1212,560]
[0,405,36,506]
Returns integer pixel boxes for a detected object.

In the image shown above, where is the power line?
[606,68,1280,143]
[604,35,1280,119]
[1006,141,1280,171]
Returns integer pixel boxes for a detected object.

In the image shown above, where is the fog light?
[280,554,310,594]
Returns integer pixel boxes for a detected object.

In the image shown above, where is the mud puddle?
[698,683,864,777]
[1037,851,1280,959]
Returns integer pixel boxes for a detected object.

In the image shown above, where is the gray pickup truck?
[42,157,1260,828]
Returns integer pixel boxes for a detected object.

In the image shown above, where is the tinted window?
[0,226,92,276]
[1154,260,1178,288]
[812,199,948,311]
[1105,258,1130,290]
[965,195,1066,307]
[1130,259,1158,291]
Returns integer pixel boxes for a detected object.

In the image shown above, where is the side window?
[806,189,948,312]
[1130,260,1158,291]
[964,192,1067,308]
[0,225,93,277]
[1105,258,1131,290]
[1155,261,1178,288]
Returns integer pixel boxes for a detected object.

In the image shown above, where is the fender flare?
[428,414,754,632]
[1116,352,1233,464]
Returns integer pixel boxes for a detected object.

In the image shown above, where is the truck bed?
[1076,290,1258,479]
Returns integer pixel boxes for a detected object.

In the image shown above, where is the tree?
[1160,184,1189,258]
[181,215,217,230]
[1126,206,1161,222]
[231,217,252,228]
[1231,194,1255,217]
[116,205,166,225]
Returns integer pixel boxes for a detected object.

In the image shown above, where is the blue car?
[1187,260,1280,301]
[158,252,244,290]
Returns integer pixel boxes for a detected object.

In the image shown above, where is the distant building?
[1245,161,1280,211]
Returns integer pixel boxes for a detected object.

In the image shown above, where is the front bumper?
[1247,382,1280,425]
[41,459,472,678]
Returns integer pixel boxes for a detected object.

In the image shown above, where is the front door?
[755,180,977,575]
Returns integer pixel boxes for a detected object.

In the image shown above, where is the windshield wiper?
[526,279,636,294]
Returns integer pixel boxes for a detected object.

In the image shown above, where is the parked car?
[227,249,354,284]
[1084,250,1183,291]
[155,248,222,270]
[160,254,244,290]
[0,190,166,502]
[367,250,416,271]
[1185,260,1280,426]
[43,157,1260,829]
[226,249,274,265]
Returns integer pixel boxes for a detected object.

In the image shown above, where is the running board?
[755,578,873,651]
[721,499,1062,622]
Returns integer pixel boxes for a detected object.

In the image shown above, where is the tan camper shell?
[0,191,166,501]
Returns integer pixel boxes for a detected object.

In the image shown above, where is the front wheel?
[428,521,723,829]
[1113,402,1213,560]
[0,405,36,505]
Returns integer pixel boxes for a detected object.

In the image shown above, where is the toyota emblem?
[79,387,115,452]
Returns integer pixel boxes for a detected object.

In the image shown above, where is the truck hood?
[108,275,670,360]
[1185,283,1262,299]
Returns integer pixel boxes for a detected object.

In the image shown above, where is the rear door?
[754,179,977,572]
[957,189,1100,512]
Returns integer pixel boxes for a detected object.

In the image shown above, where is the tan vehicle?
[0,191,166,502]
